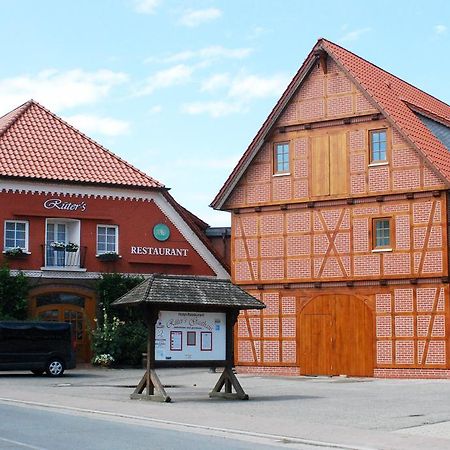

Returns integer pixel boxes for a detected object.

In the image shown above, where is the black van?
[0,321,76,376]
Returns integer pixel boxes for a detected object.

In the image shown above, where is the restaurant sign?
[130,246,188,257]
[43,198,87,212]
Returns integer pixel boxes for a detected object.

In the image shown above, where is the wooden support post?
[130,308,171,402]
[209,366,249,400]
[209,311,249,400]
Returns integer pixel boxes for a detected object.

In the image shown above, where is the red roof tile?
[211,39,450,209]
[0,100,164,189]
[321,39,450,182]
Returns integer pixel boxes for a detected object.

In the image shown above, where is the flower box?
[50,242,66,251]
[65,242,79,252]
[3,248,28,259]
[97,252,119,262]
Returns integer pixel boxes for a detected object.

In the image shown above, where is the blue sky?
[0,0,449,226]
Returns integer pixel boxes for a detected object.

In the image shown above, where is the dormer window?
[369,129,387,163]
[274,142,290,174]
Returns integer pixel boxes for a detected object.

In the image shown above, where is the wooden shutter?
[329,133,347,195]
[311,135,330,196]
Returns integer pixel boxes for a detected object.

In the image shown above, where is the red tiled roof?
[0,100,164,189]
[211,38,450,209]
[321,39,450,182]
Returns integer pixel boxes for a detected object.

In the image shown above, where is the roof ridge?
[210,42,319,209]
[320,38,450,119]
[212,37,450,209]
[0,100,33,139]
[143,274,156,299]
[28,100,164,189]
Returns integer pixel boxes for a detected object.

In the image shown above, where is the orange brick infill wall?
[236,366,301,376]
[374,369,450,379]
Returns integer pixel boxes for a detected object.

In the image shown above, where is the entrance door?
[38,305,87,362]
[31,293,93,363]
[299,294,373,377]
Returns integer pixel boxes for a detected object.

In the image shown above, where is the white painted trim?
[272,173,291,177]
[152,195,229,278]
[4,219,29,252]
[12,269,98,279]
[96,224,119,254]
[0,179,158,201]
[368,161,389,167]
[40,267,87,272]
[371,248,393,253]
[1,178,229,278]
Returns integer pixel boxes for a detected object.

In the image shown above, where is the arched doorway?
[29,291,95,363]
[299,294,374,377]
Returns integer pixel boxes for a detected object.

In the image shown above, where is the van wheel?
[31,369,44,376]
[46,359,65,377]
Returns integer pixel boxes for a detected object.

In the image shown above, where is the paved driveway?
[1,368,450,449]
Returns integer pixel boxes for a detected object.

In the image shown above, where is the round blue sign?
[153,223,170,241]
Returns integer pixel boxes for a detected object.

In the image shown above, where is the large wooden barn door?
[299,294,373,377]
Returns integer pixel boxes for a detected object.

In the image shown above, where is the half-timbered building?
[0,100,229,362]
[212,38,450,378]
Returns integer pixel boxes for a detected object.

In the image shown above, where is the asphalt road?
[0,403,314,450]
[2,368,450,449]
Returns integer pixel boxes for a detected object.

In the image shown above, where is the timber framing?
[215,38,450,378]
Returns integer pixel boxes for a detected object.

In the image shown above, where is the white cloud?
[65,114,130,136]
[164,46,252,63]
[201,73,230,92]
[133,0,160,14]
[339,27,371,43]
[247,26,266,40]
[228,73,288,100]
[0,69,128,114]
[148,105,162,114]
[183,73,288,118]
[178,8,222,27]
[181,101,245,118]
[434,24,447,35]
[137,64,193,95]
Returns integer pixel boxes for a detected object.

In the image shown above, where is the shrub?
[0,266,29,320]
[91,308,123,364]
[95,273,144,323]
[92,273,146,366]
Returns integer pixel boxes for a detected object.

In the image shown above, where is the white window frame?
[273,142,290,175]
[4,220,29,252]
[96,225,119,255]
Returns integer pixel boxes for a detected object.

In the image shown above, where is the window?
[96,225,118,254]
[370,129,387,163]
[4,220,29,251]
[274,142,289,174]
[373,218,391,249]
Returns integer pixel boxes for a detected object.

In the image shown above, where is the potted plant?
[50,241,66,252]
[97,251,119,262]
[3,247,27,258]
[92,353,115,368]
[65,242,79,252]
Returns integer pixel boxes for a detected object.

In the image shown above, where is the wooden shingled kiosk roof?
[112,274,265,310]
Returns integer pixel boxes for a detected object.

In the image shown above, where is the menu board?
[155,311,226,361]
